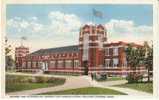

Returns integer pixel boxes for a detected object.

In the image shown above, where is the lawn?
[96,77,125,82]
[40,87,127,95]
[45,72,80,76]
[115,82,153,93]
[6,74,66,93]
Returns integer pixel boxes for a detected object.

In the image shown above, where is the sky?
[6,4,153,55]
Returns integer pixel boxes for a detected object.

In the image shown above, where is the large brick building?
[15,24,144,76]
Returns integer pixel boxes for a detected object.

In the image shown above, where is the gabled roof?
[30,45,79,56]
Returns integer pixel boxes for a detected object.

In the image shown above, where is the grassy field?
[40,87,127,95]
[96,77,125,82]
[6,74,66,93]
[44,72,80,76]
[6,83,57,93]
[115,82,153,93]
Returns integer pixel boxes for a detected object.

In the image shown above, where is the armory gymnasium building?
[15,24,144,76]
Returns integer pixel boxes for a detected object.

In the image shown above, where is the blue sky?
[6,4,153,52]
[7,4,152,25]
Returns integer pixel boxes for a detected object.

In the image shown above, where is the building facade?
[15,24,145,76]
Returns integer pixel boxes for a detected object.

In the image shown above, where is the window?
[74,60,79,68]
[113,47,118,56]
[27,62,31,68]
[98,34,103,49]
[105,59,110,67]
[105,48,109,56]
[83,33,89,60]
[123,57,127,67]
[57,60,63,68]
[65,60,72,68]
[22,62,26,68]
[113,58,118,67]
[50,61,55,68]
[38,62,43,68]
[32,62,37,68]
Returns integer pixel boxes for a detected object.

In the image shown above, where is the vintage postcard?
[0,0,159,100]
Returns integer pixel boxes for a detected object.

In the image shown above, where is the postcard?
[1,0,159,100]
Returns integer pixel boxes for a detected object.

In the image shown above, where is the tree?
[125,41,153,83]
[5,37,15,71]
[125,43,145,83]
[125,43,141,70]
[143,41,153,82]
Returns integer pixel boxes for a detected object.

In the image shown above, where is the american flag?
[92,8,103,18]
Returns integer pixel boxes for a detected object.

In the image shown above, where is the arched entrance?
[40,61,48,71]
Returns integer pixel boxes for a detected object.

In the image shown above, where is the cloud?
[7,11,82,53]
[47,11,81,36]
[105,19,153,43]
[7,17,44,38]
[7,13,153,53]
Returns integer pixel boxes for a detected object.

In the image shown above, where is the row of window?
[105,58,119,67]
[22,60,79,68]
[104,58,127,67]
[29,53,78,60]
[105,47,119,56]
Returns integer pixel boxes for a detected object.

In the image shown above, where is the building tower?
[15,46,29,70]
[79,24,107,75]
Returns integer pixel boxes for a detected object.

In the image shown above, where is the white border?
[4,0,154,4]
[1,0,159,100]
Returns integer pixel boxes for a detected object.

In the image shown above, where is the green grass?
[40,87,127,95]
[115,82,153,93]
[6,83,56,93]
[44,72,80,76]
[96,77,125,82]
[6,75,66,93]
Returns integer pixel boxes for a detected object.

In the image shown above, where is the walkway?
[82,76,152,96]
[6,72,152,96]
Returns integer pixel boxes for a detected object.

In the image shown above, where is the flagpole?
[92,8,94,25]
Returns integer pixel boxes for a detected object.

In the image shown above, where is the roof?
[104,41,142,47]
[30,45,79,56]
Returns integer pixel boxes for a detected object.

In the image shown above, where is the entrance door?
[83,61,88,75]
[41,62,48,71]
[45,62,48,71]
[41,62,45,71]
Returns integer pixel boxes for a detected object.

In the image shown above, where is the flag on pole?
[92,9,103,18]
[20,36,27,46]
[21,36,27,40]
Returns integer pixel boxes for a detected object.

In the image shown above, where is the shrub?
[100,73,108,80]
[126,73,143,83]
[95,73,108,81]
[35,76,49,83]
[47,77,65,84]
[27,77,37,83]
[46,77,56,83]
[51,78,66,85]
[6,75,30,83]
